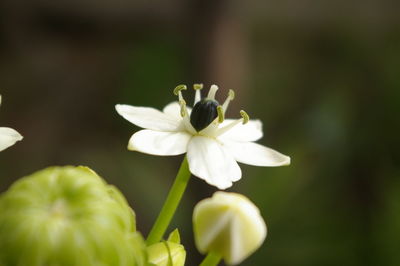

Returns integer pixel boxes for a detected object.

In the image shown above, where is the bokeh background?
[1,0,399,265]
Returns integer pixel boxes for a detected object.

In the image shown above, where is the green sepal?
[167,229,181,244]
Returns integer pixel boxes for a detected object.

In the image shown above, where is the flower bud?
[147,229,186,266]
[193,192,267,265]
[0,166,146,266]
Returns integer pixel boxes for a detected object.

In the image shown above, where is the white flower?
[193,192,267,265]
[116,84,290,189]
[0,95,23,152]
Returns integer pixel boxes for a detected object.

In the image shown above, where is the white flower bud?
[193,192,267,265]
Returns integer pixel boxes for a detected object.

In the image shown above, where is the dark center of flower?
[190,98,220,132]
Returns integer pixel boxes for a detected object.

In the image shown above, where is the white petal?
[218,119,263,142]
[194,209,232,253]
[193,192,267,265]
[187,136,241,189]
[128,129,191,156]
[116,104,181,131]
[162,102,196,135]
[162,101,182,120]
[163,101,192,120]
[0,127,23,152]
[224,140,290,167]
[228,201,267,265]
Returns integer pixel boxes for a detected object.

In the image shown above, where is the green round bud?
[0,166,146,266]
[147,229,186,266]
[147,242,186,266]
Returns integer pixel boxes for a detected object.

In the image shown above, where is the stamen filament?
[222,89,235,113]
[240,110,249,124]
[179,99,188,117]
[207,85,219,100]
[216,118,243,137]
[194,84,203,105]
[182,113,196,134]
[174,85,187,111]
[216,110,250,136]
[217,106,224,123]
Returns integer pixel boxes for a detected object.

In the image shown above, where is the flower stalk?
[146,156,191,245]
[200,251,222,266]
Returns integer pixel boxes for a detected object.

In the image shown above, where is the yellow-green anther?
[217,106,224,123]
[193,84,204,90]
[194,85,202,104]
[179,100,187,117]
[228,89,235,100]
[173,84,187,95]
[240,110,249,124]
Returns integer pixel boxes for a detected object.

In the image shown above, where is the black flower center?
[190,98,220,132]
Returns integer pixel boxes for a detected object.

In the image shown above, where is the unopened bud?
[193,192,267,265]
[147,229,186,266]
[0,166,146,266]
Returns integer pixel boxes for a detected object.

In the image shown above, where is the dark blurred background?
[1,0,399,265]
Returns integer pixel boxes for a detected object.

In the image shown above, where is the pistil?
[190,99,220,132]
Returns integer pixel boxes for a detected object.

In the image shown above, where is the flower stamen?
[216,110,250,137]
[217,106,224,123]
[179,99,188,117]
[173,84,187,96]
[193,84,204,90]
[207,85,219,100]
[193,83,203,105]
[222,89,235,114]
[173,84,190,118]
[240,110,249,124]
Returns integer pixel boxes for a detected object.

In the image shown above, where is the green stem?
[146,156,191,245]
[200,252,222,266]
